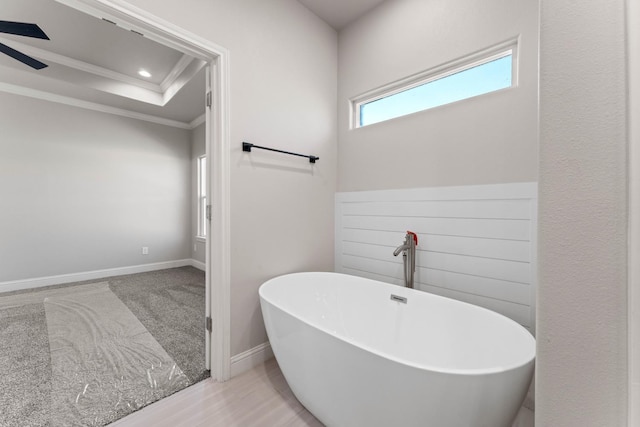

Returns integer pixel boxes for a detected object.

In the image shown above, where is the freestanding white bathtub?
[259,272,535,427]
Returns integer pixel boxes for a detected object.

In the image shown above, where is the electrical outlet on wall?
[142,246,149,255]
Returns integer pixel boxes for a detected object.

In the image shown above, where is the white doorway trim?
[55,0,231,381]
[628,0,640,423]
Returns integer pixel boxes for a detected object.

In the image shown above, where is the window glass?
[358,52,513,127]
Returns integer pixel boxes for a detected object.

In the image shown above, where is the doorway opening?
[55,0,232,383]
[0,0,230,424]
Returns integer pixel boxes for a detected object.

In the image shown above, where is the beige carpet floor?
[0,266,208,427]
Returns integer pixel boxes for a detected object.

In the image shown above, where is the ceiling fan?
[0,20,49,70]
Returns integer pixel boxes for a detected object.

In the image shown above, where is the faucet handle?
[406,231,418,245]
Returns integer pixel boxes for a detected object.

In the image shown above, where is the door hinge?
[206,91,212,108]
[206,316,212,332]
[206,204,212,221]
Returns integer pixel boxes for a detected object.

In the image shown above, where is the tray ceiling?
[0,0,205,128]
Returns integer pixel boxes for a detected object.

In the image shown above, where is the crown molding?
[189,113,205,129]
[160,54,192,92]
[0,37,162,93]
[0,81,193,129]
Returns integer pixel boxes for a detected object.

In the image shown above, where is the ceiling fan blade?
[0,21,49,40]
[0,42,48,70]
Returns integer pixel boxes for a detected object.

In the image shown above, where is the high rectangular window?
[353,42,517,128]
[197,155,207,239]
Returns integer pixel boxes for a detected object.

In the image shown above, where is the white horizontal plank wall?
[335,183,537,334]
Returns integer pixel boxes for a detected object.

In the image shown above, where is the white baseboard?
[190,259,206,271]
[230,342,274,378]
[0,259,197,293]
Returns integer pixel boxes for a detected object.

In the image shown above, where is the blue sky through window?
[359,54,512,127]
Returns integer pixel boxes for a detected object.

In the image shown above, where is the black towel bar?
[242,142,319,163]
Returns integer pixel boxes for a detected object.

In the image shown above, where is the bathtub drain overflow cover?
[390,294,407,304]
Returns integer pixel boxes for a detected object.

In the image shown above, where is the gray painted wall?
[0,92,192,282]
[126,0,338,357]
[337,0,539,191]
[538,0,628,425]
[190,122,206,265]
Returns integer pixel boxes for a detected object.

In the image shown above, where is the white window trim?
[350,38,519,129]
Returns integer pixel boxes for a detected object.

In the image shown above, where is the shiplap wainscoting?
[335,183,537,334]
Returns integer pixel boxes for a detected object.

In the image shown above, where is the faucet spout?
[393,244,409,256]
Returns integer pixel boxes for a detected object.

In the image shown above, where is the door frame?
[56,0,231,381]
[628,0,639,423]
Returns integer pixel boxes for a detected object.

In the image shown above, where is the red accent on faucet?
[407,231,418,245]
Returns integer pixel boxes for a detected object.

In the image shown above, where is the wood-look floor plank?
[109,358,321,427]
[110,357,534,427]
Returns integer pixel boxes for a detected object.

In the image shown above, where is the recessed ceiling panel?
[1,0,182,83]
[0,0,205,125]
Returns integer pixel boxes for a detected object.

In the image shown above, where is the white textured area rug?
[44,282,190,426]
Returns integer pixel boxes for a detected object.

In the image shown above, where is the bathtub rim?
[259,271,536,376]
